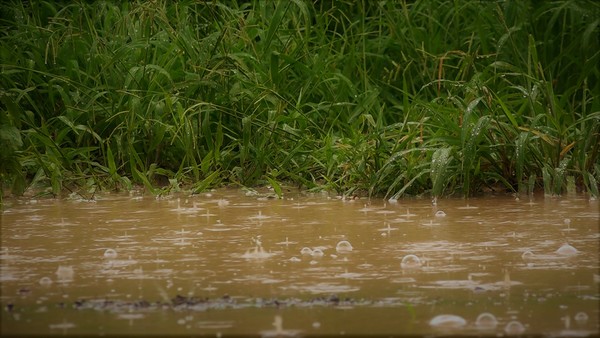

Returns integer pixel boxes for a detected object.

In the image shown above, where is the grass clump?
[1,0,598,202]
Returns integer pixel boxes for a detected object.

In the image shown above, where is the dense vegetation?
[1,0,599,202]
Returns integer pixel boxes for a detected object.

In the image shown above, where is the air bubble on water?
[504,320,525,335]
[429,314,466,328]
[104,248,118,259]
[300,247,313,255]
[521,250,534,260]
[336,240,353,253]
[39,277,53,286]
[556,243,578,256]
[574,312,588,323]
[400,254,422,269]
[475,312,498,330]
[311,248,324,257]
[435,210,446,217]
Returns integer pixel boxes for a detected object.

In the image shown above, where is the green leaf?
[266,176,283,199]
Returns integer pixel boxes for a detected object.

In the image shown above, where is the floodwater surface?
[1,189,599,336]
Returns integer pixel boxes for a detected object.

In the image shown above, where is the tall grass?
[1,0,598,202]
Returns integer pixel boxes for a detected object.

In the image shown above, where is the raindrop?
[39,277,53,286]
[475,312,498,330]
[249,210,270,220]
[400,254,422,269]
[336,240,353,253]
[435,210,446,217]
[118,313,145,320]
[104,248,118,259]
[49,322,76,330]
[261,315,302,337]
[55,266,74,283]
[429,314,466,328]
[556,244,578,256]
[504,320,525,335]
[242,244,273,259]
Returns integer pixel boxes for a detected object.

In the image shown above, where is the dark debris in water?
[31,294,374,313]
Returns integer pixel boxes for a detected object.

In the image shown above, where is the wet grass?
[1,0,599,202]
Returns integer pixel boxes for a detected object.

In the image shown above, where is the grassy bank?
[1,0,599,202]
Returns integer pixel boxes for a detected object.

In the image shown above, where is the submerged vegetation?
[0,0,599,201]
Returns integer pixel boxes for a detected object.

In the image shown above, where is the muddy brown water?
[1,188,598,336]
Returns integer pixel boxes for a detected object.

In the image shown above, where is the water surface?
[1,189,598,336]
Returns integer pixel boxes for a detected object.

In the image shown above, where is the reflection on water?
[1,189,599,336]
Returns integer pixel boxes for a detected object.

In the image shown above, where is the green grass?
[1,0,598,203]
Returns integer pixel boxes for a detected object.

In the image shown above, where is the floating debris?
[68,294,369,313]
